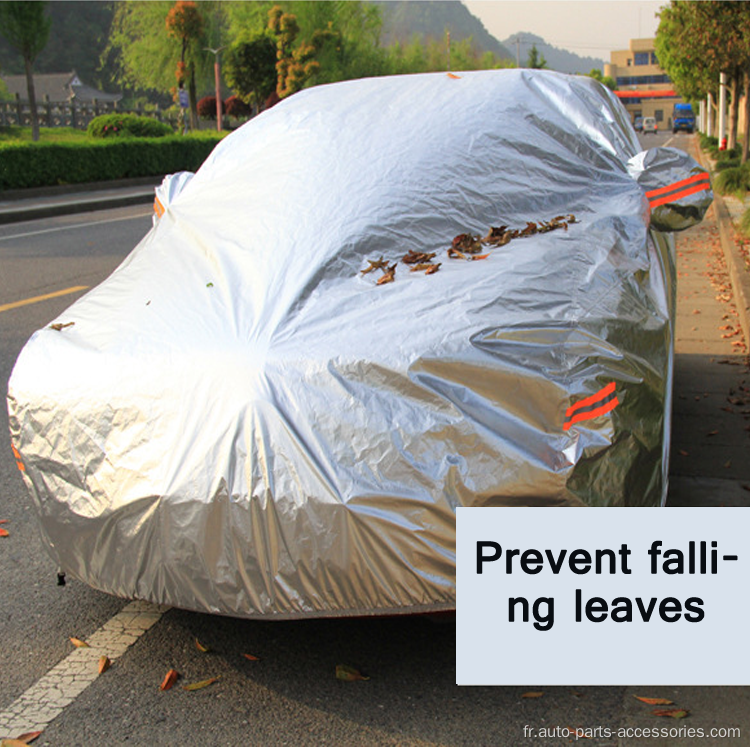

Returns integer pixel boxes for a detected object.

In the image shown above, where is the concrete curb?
[695,142,750,346]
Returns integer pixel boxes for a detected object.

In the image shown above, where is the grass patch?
[740,207,750,238]
[0,126,90,144]
[714,164,750,199]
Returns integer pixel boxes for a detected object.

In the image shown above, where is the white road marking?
[0,601,168,739]
[0,212,152,242]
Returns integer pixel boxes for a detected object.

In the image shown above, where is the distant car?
[634,116,643,132]
[9,70,712,620]
[643,116,658,134]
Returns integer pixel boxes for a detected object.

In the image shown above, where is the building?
[0,71,121,104]
[605,38,683,129]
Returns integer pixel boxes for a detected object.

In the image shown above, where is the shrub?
[716,156,740,171]
[740,206,750,238]
[0,134,225,190]
[713,163,750,199]
[224,95,251,118]
[197,96,218,119]
[700,133,718,150]
[87,113,173,139]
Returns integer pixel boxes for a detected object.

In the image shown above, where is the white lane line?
[0,212,152,242]
[0,601,169,739]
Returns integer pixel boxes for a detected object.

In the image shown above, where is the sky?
[463,1,666,61]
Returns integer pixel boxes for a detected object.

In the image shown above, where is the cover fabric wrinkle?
[8,69,711,618]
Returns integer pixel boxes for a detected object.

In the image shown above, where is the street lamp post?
[205,46,225,132]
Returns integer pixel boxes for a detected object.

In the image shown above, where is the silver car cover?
[7,70,712,618]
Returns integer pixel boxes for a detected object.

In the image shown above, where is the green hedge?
[87,113,174,139]
[0,134,225,190]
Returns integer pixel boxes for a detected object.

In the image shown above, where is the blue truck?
[672,103,695,133]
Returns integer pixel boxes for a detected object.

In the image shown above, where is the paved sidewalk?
[667,137,750,508]
[0,176,161,225]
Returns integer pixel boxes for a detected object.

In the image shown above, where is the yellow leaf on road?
[182,676,220,691]
[70,637,89,648]
[634,695,674,706]
[335,664,370,681]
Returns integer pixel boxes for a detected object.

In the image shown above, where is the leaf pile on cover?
[363,214,577,283]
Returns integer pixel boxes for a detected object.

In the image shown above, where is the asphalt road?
[0,136,748,746]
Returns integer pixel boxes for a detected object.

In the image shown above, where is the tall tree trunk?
[24,55,40,142]
[729,68,740,151]
[189,69,199,130]
[742,69,750,165]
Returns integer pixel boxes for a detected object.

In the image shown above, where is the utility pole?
[446,28,451,72]
[514,36,522,68]
[205,46,225,132]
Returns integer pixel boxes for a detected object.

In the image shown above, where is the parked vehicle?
[8,70,712,619]
[634,116,643,132]
[643,116,657,134]
[672,102,695,133]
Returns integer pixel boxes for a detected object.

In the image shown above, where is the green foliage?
[87,113,174,139]
[700,134,719,150]
[588,68,617,91]
[655,2,750,101]
[223,33,277,107]
[716,156,741,171]
[0,1,51,63]
[0,125,87,143]
[713,163,750,198]
[526,44,547,70]
[740,206,750,237]
[0,134,225,190]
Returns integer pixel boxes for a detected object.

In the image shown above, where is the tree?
[166,0,205,129]
[0,1,51,141]
[656,1,750,160]
[588,68,617,91]
[104,2,219,110]
[268,5,319,98]
[223,34,277,110]
[526,44,547,70]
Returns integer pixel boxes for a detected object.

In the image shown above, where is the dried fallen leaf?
[652,708,690,719]
[98,655,111,674]
[195,638,210,653]
[70,637,89,648]
[376,264,397,286]
[634,695,674,706]
[706,430,719,437]
[361,256,389,275]
[521,691,544,699]
[242,653,260,661]
[50,322,75,331]
[335,664,370,682]
[724,460,732,469]
[14,732,41,744]
[1,740,29,747]
[0,527,8,538]
[182,676,220,691]
[159,669,179,691]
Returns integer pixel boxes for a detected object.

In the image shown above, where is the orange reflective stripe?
[649,180,711,209]
[153,197,165,218]
[564,396,619,431]
[565,381,616,418]
[11,443,24,472]
[645,172,710,199]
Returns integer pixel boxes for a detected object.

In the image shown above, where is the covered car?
[8,70,712,618]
